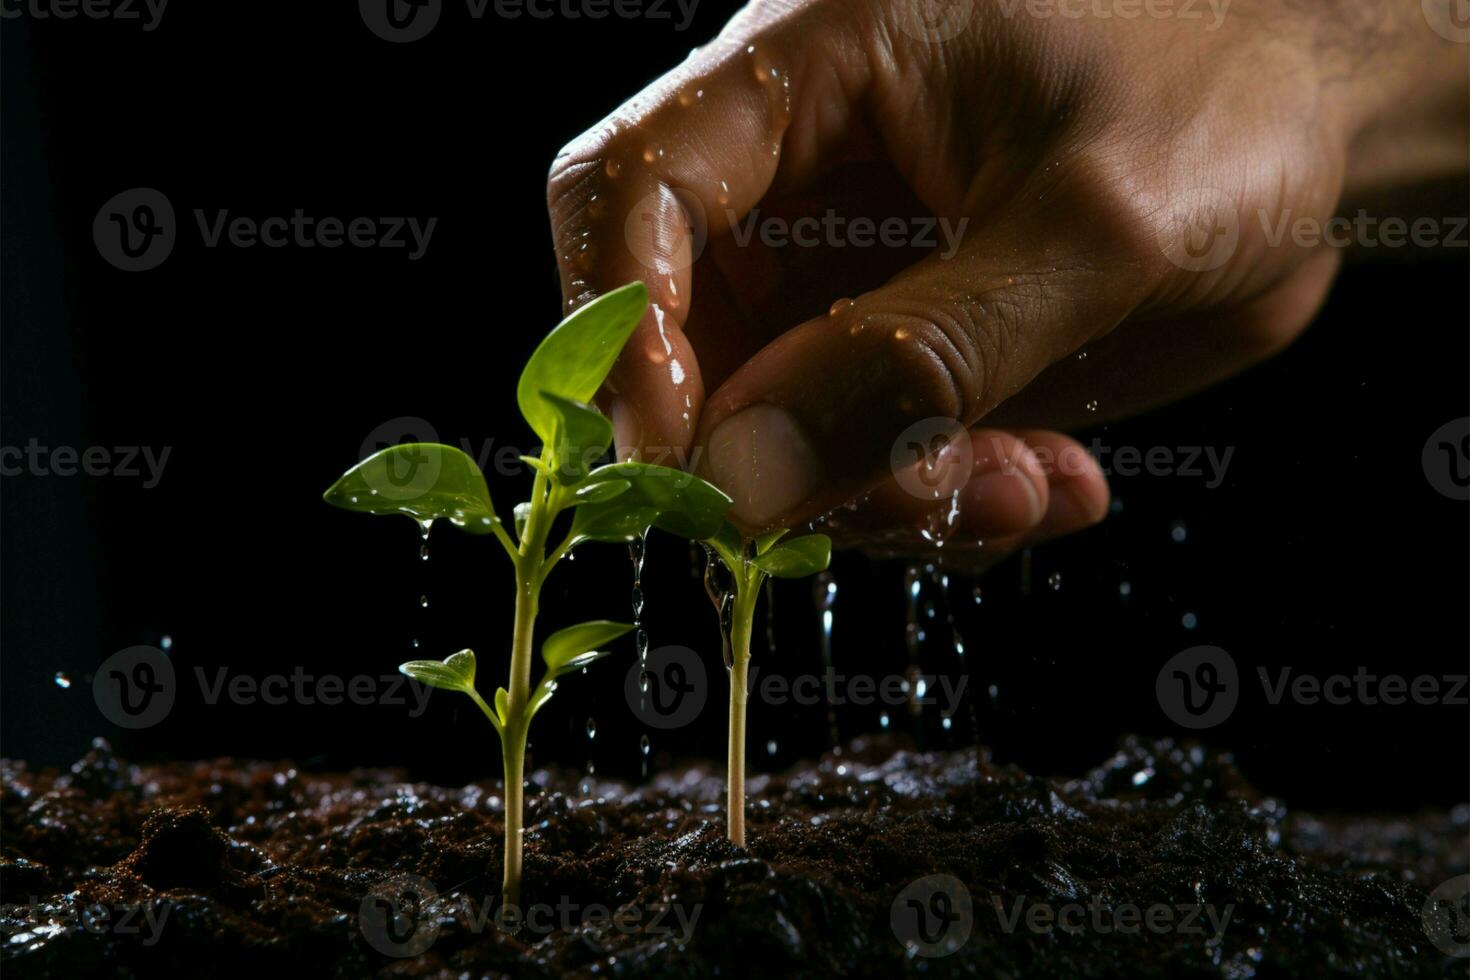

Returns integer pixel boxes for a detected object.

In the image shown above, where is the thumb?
[697,213,1154,529]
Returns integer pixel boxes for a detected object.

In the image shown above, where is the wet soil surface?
[2,736,1465,978]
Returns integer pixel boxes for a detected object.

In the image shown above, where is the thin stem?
[501,465,555,912]
[726,569,759,847]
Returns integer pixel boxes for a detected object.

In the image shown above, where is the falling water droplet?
[1119,581,1132,599]
[1047,571,1062,592]
[53,672,72,689]
[813,571,841,751]
[1170,520,1188,543]
[766,740,778,756]
[1182,612,1198,630]
[640,734,651,756]
[420,544,430,561]
[586,717,597,739]
[702,545,736,672]
[1076,350,1088,361]
[828,297,855,318]
[160,635,173,652]
[418,519,433,540]
[1085,399,1099,413]
[879,711,890,730]
[419,595,429,609]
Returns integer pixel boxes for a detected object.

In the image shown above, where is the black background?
[3,1,1466,811]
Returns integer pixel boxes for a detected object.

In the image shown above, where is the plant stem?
[502,469,550,912]
[727,574,757,847]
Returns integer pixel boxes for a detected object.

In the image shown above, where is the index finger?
[545,3,870,462]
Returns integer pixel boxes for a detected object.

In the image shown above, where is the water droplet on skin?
[1076,350,1088,361]
[642,145,663,164]
[716,180,730,207]
[1085,400,1099,413]
[828,297,855,318]
[54,672,71,689]
[605,159,621,178]
[1047,571,1062,591]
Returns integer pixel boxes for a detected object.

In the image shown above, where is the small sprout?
[702,523,831,846]
[324,282,730,910]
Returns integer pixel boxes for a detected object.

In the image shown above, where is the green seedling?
[702,525,831,846]
[323,282,731,909]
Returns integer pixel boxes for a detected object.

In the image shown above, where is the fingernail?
[706,404,820,526]
[968,469,1045,535]
[610,398,642,462]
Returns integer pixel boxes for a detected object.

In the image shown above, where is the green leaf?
[494,687,510,727]
[754,529,789,555]
[324,443,497,535]
[751,535,832,579]
[575,478,631,504]
[517,282,648,446]
[570,462,731,544]
[540,392,614,484]
[543,620,634,674]
[399,649,477,693]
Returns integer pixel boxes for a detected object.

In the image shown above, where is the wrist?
[1311,1,1469,201]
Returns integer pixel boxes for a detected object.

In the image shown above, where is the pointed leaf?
[517,282,648,445]
[399,649,477,693]
[570,462,731,544]
[751,535,832,579]
[324,443,497,535]
[543,620,634,674]
[494,687,510,727]
[540,392,614,484]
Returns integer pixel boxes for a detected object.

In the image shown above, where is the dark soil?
[2,736,1464,978]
